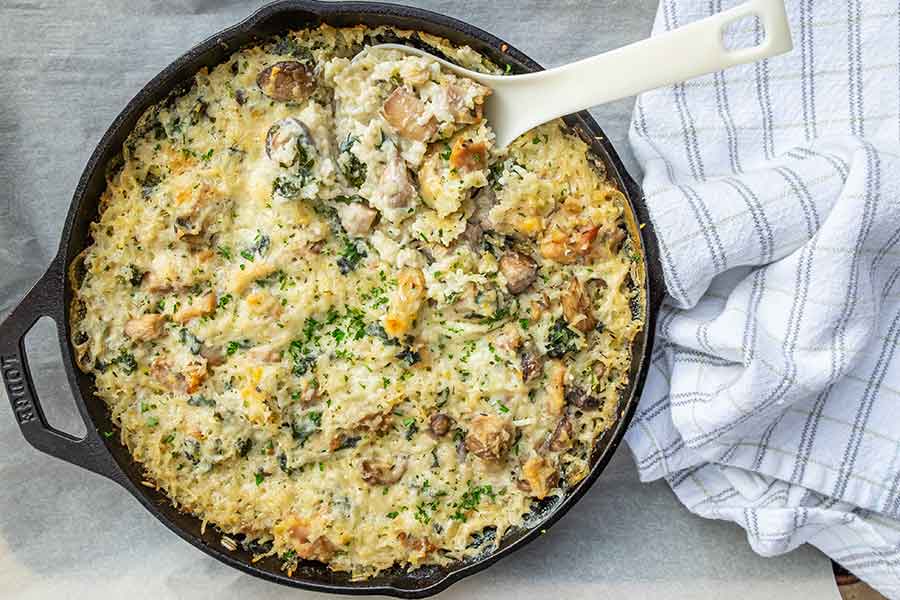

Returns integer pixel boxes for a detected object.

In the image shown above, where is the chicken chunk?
[381,86,437,142]
[338,202,378,237]
[465,414,515,462]
[277,515,335,561]
[174,292,216,324]
[520,455,559,499]
[173,183,232,246]
[124,314,165,341]
[384,268,426,338]
[499,251,538,294]
[449,137,487,172]
[229,262,276,295]
[561,277,596,333]
[546,360,566,415]
[444,81,490,124]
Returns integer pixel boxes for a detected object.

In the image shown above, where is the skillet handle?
[0,257,116,479]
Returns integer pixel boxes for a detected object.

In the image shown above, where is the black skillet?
[0,1,665,596]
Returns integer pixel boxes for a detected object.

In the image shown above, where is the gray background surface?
[0,1,838,598]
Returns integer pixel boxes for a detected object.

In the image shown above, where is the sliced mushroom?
[520,349,543,383]
[494,323,522,353]
[257,61,316,102]
[465,414,515,462]
[428,413,452,437]
[461,221,484,250]
[565,385,601,411]
[470,186,496,230]
[124,314,165,341]
[499,251,538,295]
[448,282,499,320]
[449,138,487,172]
[361,457,408,485]
[547,416,574,452]
[265,118,315,168]
[381,86,437,142]
[337,202,378,237]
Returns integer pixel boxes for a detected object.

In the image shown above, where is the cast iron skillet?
[0,1,665,596]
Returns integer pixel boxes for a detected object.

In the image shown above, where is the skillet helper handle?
[0,258,114,478]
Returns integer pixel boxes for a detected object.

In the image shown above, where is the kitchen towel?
[626,0,900,596]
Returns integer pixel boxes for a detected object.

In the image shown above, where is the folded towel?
[626,1,900,596]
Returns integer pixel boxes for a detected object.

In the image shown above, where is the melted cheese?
[69,24,645,579]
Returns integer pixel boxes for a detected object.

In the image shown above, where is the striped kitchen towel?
[625,0,900,596]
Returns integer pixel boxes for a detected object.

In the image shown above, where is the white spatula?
[373,0,792,148]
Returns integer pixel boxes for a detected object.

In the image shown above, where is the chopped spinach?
[546,317,579,358]
[141,170,163,198]
[128,265,145,286]
[179,329,202,355]
[252,231,271,257]
[291,411,322,446]
[111,349,137,374]
[337,239,366,274]
[187,395,216,407]
[235,437,253,458]
[396,348,420,366]
[339,135,367,188]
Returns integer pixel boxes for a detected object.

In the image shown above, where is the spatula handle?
[505,0,793,139]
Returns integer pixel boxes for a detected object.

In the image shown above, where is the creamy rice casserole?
[69,25,645,578]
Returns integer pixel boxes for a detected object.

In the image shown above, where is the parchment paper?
[0,1,839,598]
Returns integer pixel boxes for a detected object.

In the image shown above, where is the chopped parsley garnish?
[386,511,399,519]
[449,482,496,522]
[216,245,232,260]
[226,339,251,355]
[255,471,265,486]
[145,416,159,428]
